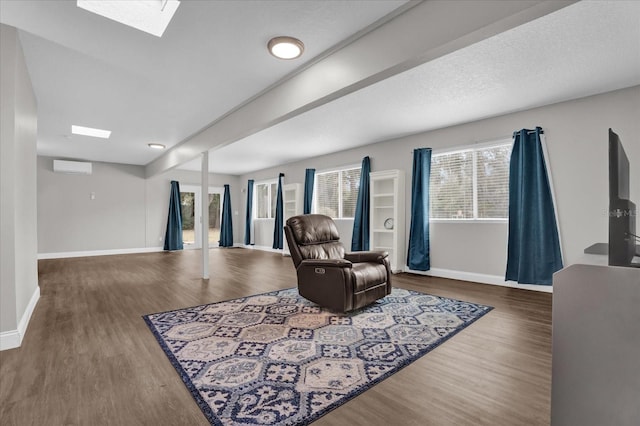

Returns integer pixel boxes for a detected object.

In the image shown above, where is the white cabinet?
[283,183,303,256]
[551,264,640,426]
[370,170,405,272]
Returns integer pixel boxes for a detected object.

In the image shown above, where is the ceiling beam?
[145,0,576,178]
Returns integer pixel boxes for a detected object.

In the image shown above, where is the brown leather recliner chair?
[284,214,392,313]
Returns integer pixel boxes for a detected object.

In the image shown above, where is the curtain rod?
[409,137,510,154]
[409,129,545,154]
[514,129,544,135]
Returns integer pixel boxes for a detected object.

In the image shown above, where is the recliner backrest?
[285,215,345,267]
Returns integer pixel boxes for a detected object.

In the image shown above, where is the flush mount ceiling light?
[77,0,181,37]
[268,36,305,60]
[71,125,111,139]
[148,143,166,150]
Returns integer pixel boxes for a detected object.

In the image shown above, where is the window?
[255,181,278,219]
[314,166,361,219]
[430,141,512,220]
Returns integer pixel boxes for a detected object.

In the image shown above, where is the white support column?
[201,152,209,279]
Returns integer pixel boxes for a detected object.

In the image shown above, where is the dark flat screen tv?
[608,128,638,267]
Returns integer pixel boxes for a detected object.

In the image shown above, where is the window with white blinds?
[315,166,361,219]
[430,141,512,220]
[341,168,360,218]
[476,143,511,218]
[255,181,277,219]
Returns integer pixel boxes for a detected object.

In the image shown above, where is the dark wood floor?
[0,249,552,425]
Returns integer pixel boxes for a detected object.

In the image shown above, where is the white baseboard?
[0,285,40,351]
[245,245,551,292]
[404,267,553,293]
[38,246,164,260]
[238,244,284,254]
[0,330,20,351]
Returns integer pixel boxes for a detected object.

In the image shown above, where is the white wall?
[1,24,39,345]
[239,86,640,280]
[38,158,146,253]
[37,158,242,255]
[253,219,275,250]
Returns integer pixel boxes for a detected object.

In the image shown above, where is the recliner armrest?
[299,258,353,269]
[344,251,389,264]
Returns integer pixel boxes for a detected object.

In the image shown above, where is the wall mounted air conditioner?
[53,160,92,175]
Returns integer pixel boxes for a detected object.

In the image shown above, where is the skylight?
[77,0,181,37]
[71,125,111,139]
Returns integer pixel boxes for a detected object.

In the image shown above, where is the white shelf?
[369,170,405,273]
[282,183,303,256]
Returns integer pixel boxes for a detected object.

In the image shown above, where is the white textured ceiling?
[0,0,408,165]
[1,1,639,175]
[178,0,640,174]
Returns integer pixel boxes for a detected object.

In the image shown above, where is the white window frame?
[430,138,512,224]
[253,179,278,220]
[313,164,361,219]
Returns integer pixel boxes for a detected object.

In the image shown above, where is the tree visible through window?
[430,141,512,220]
[180,192,195,245]
[179,188,222,246]
[315,166,361,219]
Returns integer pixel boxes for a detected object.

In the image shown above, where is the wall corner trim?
[0,285,40,351]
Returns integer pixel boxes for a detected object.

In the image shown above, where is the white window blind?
[316,172,339,218]
[341,168,360,218]
[430,141,512,220]
[476,144,512,219]
[430,150,473,219]
[315,166,361,219]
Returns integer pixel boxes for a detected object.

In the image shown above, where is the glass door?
[180,191,196,246]
[180,185,223,248]
[207,192,221,245]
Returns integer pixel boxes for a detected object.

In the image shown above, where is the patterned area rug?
[143,288,492,426]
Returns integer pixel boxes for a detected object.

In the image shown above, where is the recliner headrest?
[286,214,340,245]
